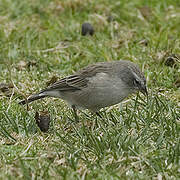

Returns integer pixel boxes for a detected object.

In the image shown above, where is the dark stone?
[35,111,51,132]
[81,22,94,36]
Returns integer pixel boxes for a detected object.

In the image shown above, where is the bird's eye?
[133,79,140,86]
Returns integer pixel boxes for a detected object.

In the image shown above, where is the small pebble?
[35,111,51,132]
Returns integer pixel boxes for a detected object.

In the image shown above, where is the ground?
[0,0,179,179]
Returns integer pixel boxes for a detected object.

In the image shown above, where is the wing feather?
[41,62,111,93]
[40,75,88,92]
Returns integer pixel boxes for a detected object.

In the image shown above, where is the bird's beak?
[141,86,148,96]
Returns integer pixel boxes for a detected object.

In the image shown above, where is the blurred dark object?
[81,22,94,36]
[0,83,13,92]
[46,75,58,86]
[35,111,51,132]
[164,54,179,67]
[107,15,114,22]
[0,83,14,96]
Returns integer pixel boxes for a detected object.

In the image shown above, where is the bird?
[19,60,147,119]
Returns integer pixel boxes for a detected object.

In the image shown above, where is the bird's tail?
[19,93,47,105]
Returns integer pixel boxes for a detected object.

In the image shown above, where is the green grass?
[0,0,180,179]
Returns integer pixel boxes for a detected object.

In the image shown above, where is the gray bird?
[19,60,147,118]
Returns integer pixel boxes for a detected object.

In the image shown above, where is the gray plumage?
[19,60,147,113]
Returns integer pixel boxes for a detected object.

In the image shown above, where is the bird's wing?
[41,62,111,92]
[41,75,88,92]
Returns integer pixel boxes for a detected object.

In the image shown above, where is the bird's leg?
[72,105,79,122]
[96,112,103,119]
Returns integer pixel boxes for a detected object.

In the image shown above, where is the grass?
[0,0,180,179]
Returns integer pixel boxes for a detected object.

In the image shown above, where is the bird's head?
[119,61,148,96]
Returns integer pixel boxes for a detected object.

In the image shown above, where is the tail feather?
[19,93,47,105]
